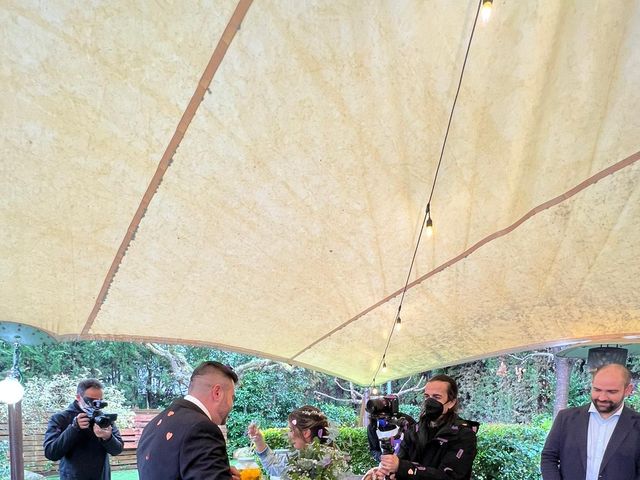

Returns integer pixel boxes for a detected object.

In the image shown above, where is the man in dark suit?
[541,363,640,480]
[137,361,240,480]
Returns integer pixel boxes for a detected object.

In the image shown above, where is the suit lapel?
[598,406,636,474]
[577,406,590,473]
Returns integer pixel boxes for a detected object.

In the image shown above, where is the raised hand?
[247,421,267,453]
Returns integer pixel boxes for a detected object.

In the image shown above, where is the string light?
[371,385,379,396]
[368,0,488,391]
[481,0,493,23]
[425,203,434,238]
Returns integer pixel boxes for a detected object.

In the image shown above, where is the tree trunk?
[553,355,572,418]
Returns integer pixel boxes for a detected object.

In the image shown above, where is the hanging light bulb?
[426,217,433,237]
[481,0,493,23]
[382,360,388,373]
[371,385,379,395]
[395,316,402,331]
[0,376,24,405]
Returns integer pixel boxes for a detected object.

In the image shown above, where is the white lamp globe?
[0,376,25,404]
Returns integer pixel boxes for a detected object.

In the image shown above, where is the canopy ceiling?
[1,0,639,385]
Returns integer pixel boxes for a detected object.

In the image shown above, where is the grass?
[113,471,139,480]
[47,470,138,479]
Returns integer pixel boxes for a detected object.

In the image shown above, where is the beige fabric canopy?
[1,0,639,385]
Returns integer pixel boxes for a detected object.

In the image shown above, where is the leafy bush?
[316,403,358,427]
[334,427,376,474]
[473,423,548,480]
[262,428,291,450]
[399,404,421,421]
[0,441,9,479]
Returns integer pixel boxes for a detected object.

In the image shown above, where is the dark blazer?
[137,398,232,480]
[541,404,640,480]
[43,401,124,480]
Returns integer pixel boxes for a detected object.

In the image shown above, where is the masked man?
[375,374,479,480]
[44,378,123,480]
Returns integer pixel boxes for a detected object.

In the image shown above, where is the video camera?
[83,398,118,429]
[366,395,410,455]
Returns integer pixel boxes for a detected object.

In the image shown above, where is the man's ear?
[625,383,634,398]
[211,384,222,400]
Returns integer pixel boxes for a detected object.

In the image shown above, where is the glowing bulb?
[481,0,493,23]
[0,377,24,404]
[426,217,433,237]
[372,386,379,395]
[395,316,402,331]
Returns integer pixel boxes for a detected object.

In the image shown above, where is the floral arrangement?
[286,439,348,480]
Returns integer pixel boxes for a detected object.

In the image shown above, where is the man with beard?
[541,363,640,479]
[137,361,240,480]
[374,374,479,480]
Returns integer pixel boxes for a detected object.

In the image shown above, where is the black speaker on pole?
[587,347,628,370]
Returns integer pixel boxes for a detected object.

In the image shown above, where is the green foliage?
[262,428,291,450]
[446,354,556,424]
[473,424,548,480]
[334,427,376,474]
[399,404,421,421]
[316,403,358,427]
[288,439,348,480]
[0,441,9,479]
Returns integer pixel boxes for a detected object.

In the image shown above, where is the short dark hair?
[428,374,459,403]
[190,361,238,384]
[77,379,104,396]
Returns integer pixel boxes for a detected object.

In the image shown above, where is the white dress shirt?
[183,394,212,421]
[585,402,624,480]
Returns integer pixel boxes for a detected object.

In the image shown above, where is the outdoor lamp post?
[0,322,54,480]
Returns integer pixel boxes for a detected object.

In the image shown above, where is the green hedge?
[250,423,548,479]
[473,424,547,480]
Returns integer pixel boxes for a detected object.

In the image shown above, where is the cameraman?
[43,378,123,480]
[375,375,478,480]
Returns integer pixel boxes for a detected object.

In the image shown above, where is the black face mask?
[421,397,444,421]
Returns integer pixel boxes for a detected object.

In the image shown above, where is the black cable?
[370,0,485,387]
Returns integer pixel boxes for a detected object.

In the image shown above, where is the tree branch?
[314,391,361,404]
[508,352,554,364]
[397,376,426,397]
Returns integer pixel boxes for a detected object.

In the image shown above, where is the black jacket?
[395,414,479,480]
[43,401,124,480]
[137,398,232,480]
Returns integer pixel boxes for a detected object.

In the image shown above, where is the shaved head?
[593,363,631,387]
